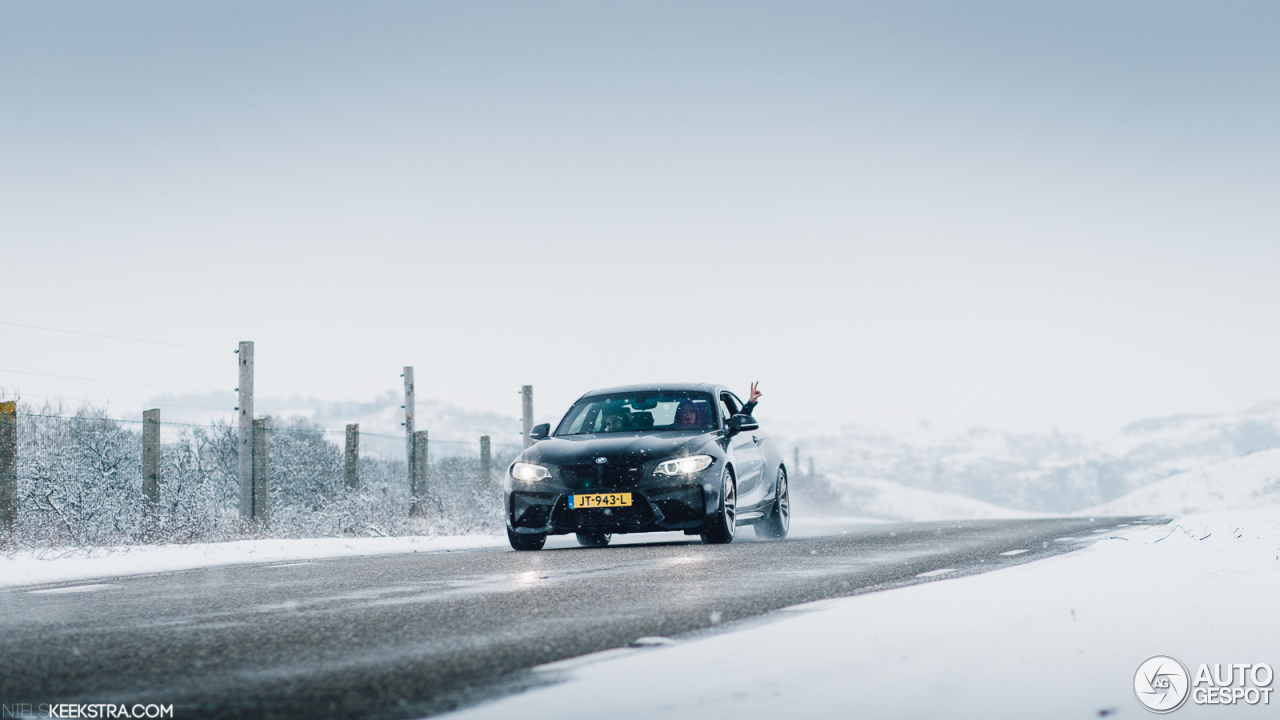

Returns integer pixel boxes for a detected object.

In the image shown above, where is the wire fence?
[2,402,523,550]
[0,322,541,550]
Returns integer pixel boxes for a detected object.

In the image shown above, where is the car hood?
[522,432,716,468]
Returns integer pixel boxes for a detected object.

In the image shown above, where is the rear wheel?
[576,532,612,547]
[755,467,790,540]
[700,470,737,544]
[507,528,546,551]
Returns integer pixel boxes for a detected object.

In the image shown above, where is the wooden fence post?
[411,430,428,517]
[237,341,255,520]
[0,401,16,531]
[252,417,270,524]
[344,423,360,491]
[142,408,161,509]
[403,366,415,496]
[521,385,533,448]
[480,435,491,486]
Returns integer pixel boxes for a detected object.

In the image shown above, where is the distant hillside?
[775,400,1280,513]
[1081,448,1280,516]
[147,390,525,450]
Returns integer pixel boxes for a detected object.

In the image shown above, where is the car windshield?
[555,391,716,435]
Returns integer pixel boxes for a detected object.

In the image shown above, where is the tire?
[576,532,612,547]
[507,528,546,551]
[755,467,791,540]
[700,470,737,545]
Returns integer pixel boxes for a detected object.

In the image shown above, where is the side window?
[719,393,739,425]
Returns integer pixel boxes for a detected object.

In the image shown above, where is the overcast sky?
[2,1,1277,435]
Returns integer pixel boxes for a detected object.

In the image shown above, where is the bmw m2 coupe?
[504,383,790,550]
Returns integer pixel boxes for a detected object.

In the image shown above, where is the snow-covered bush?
[4,401,508,550]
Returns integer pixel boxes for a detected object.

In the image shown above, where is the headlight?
[511,462,551,481]
[655,455,714,476]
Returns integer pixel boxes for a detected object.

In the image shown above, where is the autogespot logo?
[1135,655,1191,713]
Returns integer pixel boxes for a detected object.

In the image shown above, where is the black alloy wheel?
[700,469,737,544]
[576,532,612,547]
[755,467,790,540]
[507,528,546,551]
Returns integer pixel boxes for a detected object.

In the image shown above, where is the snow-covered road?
[9,512,1270,719]
[1,517,1138,719]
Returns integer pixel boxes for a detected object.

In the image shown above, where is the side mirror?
[530,423,551,441]
[725,414,759,436]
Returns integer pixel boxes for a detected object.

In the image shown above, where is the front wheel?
[507,528,546,551]
[755,467,790,540]
[576,532,612,547]
[700,470,737,545]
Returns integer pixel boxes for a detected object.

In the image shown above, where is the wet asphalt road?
[0,516,1161,719]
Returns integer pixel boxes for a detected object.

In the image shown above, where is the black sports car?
[503,383,790,550]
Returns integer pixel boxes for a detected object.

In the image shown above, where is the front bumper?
[507,483,711,535]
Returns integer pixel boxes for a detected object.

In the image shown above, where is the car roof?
[579,382,724,398]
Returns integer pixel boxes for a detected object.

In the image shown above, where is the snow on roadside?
[0,515,884,590]
[0,535,507,590]
[447,511,1280,720]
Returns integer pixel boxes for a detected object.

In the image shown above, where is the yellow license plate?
[569,492,632,509]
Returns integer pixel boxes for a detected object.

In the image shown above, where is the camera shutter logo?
[1135,655,1191,713]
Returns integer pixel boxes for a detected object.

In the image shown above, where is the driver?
[601,407,631,432]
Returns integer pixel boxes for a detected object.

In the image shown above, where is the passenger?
[671,400,705,429]
[739,381,763,417]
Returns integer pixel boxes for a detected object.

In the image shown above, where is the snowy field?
[447,511,1280,720]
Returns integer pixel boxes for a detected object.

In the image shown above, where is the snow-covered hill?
[796,474,1045,522]
[1082,448,1280,516]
